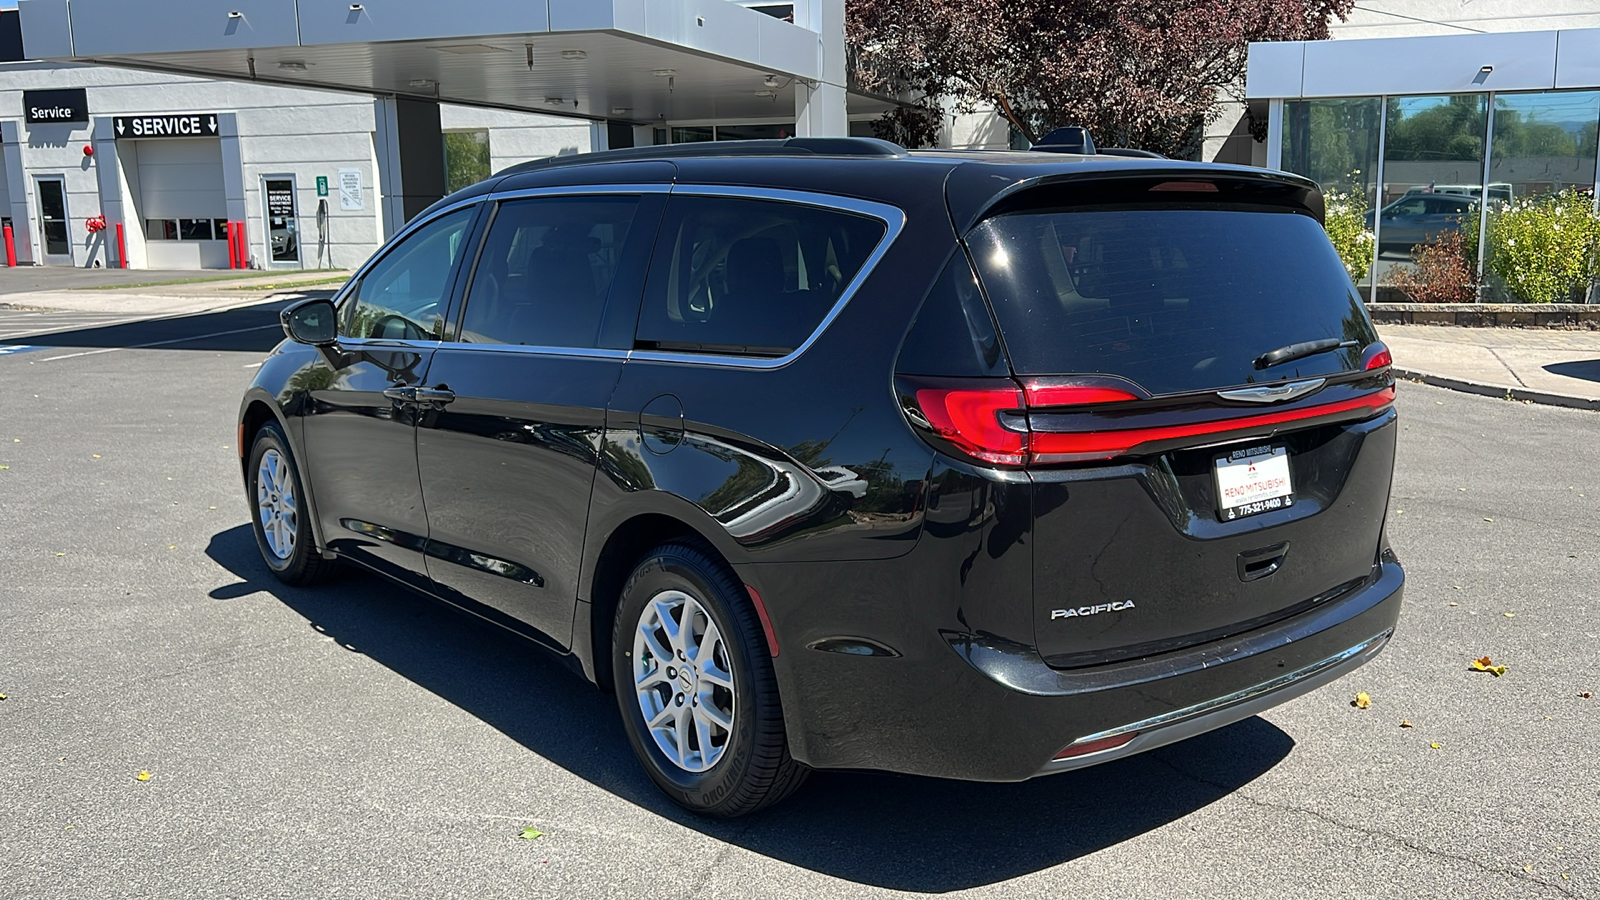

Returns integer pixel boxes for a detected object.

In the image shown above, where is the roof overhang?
[17,0,837,123]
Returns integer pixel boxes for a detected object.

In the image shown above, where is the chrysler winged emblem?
[1216,378,1326,404]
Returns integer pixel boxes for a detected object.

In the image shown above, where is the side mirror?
[281,298,338,346]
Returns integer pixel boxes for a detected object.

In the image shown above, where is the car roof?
[419,138,1322,229]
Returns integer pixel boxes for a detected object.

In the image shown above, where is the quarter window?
[635,195,886,357]
[344,206,477,341]
[458,195,640,348]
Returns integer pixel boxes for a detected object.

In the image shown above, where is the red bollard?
[115,221,128,269]
[234,220,247,269]
[3,224,15,267]
[227,222,237,269]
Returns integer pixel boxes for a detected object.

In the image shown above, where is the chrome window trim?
[433,341,630,360]
[340,183,907,367]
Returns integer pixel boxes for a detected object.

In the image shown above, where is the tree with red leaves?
[847,0,1353,155]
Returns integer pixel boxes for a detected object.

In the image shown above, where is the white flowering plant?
[1485,188,1600,303]
[1322,188,1376,284]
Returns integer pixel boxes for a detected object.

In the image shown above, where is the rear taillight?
[905,377,1395,467]
[913,385,1027,465]
[1363,342,1393,371]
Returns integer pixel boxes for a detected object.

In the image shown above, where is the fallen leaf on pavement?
[54,552,64,557]
[1399,719,1413,728]
[1430,742,1442,749]
[1484,517,1494,522]
[1580,691,1593,699]
[135,770,151,782]
[519,827,545,840]
[1448,602,1459,607]
[1469,656,1507,676]
[1352,692,1371,709]
[1503,612,1516,618]
[91,454,101,459]
[0,693,7,701]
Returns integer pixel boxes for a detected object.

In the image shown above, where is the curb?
[1394,367,1600,412]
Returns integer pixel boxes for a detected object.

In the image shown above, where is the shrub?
[1323,189,1375,284]
[1486,188,1600,303]
[1390,228,1480,304]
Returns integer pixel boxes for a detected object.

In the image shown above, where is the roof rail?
[496,136,906,178]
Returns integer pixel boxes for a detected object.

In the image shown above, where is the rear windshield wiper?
[1254,338,1359,370]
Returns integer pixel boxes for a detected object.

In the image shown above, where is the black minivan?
[240,138,1403,817]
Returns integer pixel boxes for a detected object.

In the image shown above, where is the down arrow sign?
[208,116,218,134]
[116,120,125,135]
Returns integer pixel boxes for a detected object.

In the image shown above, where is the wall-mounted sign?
[338,168,363,211]
[266,183,296,218]
[24,88,88,124]
[112,113,220,139]
[316,175,329,197]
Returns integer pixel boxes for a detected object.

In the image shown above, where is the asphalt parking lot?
[1,303,1596,899]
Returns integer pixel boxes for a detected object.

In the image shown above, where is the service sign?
[113,113,220,139]
[24,88,88,124]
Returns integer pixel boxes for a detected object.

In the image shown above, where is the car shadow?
[0,293,330,353]
[1545,359,1600,384]
[206,524,1294,891]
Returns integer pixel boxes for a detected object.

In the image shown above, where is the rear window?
[635,196,886,357]
[966,209,1378,395]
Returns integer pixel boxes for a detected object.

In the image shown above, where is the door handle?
[412,386,455,404]
[383,385,417,402]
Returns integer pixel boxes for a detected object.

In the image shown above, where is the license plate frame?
[1215,444,1294,521]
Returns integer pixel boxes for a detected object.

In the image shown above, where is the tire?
[611,541,808,817]
[247,422,338,586]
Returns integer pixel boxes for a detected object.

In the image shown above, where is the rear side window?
[459,195,639,348]
[635,195,886,357]
[967,209,1378,395]
[896,252,1006,377]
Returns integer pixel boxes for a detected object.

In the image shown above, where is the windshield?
[966,208,1378,396]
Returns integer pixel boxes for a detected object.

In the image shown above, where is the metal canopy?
[16,0,875,124]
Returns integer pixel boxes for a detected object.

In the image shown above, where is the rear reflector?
[1054,732,1138,760]
[907,377,1395,467]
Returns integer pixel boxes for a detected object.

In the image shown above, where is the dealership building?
[8,0,1600,276]
[1,0,892,270]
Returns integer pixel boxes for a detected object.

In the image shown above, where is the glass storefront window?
[1284,98,1382,208]
[1489,91,1600,203]
[1376,94,1488,287]
[670,126,715,143]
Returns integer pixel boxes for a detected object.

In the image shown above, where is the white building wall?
[1331,1,1600,39]
[0,60,594,269]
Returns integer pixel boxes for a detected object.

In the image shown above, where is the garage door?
[134,138,226,268]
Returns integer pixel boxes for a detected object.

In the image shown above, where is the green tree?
[444,131,491,194]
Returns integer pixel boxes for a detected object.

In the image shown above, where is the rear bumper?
[764,559,1403,781]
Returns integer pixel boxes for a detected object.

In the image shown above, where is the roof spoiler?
[1031,127,1166,159]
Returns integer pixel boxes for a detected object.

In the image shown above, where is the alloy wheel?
[256,448,298,560]
[632,589,737,773]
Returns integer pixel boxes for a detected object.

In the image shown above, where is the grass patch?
[226,275,351,291]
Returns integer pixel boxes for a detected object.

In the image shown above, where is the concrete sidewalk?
[0,268,351,316]
[1381,324,1600,410]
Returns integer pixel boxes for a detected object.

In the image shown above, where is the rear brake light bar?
[911,381,1395,467]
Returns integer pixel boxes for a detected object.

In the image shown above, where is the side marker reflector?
[1053,732,1139,760]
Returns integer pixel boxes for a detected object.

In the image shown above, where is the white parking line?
[36,324,281,361]
[0,317,146,339]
